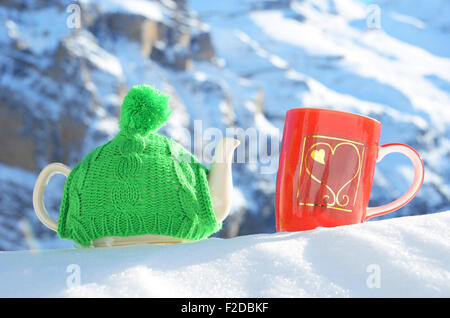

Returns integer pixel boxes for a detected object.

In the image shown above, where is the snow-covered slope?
[1,211,449,297]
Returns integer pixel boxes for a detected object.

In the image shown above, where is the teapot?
[33,85,240,247]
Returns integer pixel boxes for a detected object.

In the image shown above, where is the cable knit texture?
[57,85,221,246]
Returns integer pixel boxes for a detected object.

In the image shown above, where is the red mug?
[275,108,425,232]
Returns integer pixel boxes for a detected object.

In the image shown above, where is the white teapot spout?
[207,137,240,223]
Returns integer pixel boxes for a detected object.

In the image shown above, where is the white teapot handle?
[32,163,72,231]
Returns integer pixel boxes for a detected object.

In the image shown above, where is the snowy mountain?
[1,211,449,297]
[0,0,449,250]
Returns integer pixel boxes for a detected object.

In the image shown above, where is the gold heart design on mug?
[304,141,363,209]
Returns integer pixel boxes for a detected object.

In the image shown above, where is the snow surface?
[1,211,449,297]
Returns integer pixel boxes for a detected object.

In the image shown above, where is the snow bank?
[0,212,449,297]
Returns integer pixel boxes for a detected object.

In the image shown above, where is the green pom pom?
[119,85,172,136]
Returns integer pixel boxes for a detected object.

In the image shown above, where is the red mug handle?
[365,143,425,221]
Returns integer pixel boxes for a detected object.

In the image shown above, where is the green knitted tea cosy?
[57,85,221,246]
